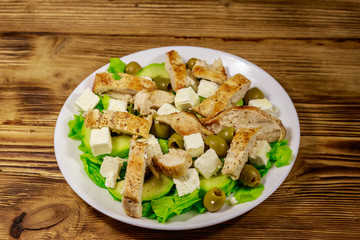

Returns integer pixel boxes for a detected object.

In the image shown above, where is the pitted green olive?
[244,87,264,105]
[168,133,184,149]
[125,61,142,75]
[239,164,261,187]
[186,58,199,70]
[217,127,236,145]
[204,135,229,157]
[203,187,226,212]
[154,77,172,91]
[150,117,172,139]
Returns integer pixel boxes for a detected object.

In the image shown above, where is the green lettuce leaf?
[81,157,106,189]
[236,99,244,106]
[199,96,206,103]
[254,160,272,178]
[102,94,111,110]
[149,189,202,223]
[107,58,126,80]
[267,139,293,167]
[68,114,84,140]
[233,183,264,204]
[142,202,157,219]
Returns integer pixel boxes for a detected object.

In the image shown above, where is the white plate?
[54,46,300,230]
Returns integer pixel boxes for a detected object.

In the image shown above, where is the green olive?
[217,127,236,145]
[168,133,184,149]
[239,164,261,187]
[203,187,226,212]
[186,58,199,70]
[154,77,172,91]
[244,87,264,105]
[125,61,142,75]
[204,135,229,157]
[150,117,172,139]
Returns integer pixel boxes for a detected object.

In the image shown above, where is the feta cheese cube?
[174,87,200,111]
[100,156,125,188]
[197,80,219,98]
[194,148,222,179]
[248,98,278,116]
[157,103,180,115]
[183,133,204,158]
[107,99,127,112]
[173,168,200,197]
[147,134,163,159]
[249,140,272,166]
[90,127,112,156]
[75,88,100,112]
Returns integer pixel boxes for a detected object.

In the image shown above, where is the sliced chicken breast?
[165,50,188,92]
[204,106,286,142]
[154,148,192,178]
[122,138,147,218]
[192,58,227,85]
[222,128,259,180]
[155,111,214,137]
[192,74,251,122]
[84,109,152,138]
[134,90,175,115]
[92,72,156,102]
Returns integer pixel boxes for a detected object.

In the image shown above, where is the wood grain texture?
[0,0,359,239]
[0,0,359,38]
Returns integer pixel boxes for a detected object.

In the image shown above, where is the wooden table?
[1,0,359,239]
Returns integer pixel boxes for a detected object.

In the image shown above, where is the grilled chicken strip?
[84,109,152,138]
[154,149,192,178]
[192,58,227,85]
[222,128,259,180]
[204,106,286,142]
[155,111,214,137]
[192,74,251,122]
[92,72,156,103]
[165,50,188,92]
[134,90,175,115]
[122,138,147,218]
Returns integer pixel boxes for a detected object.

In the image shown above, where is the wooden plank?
[0,0,359,38]
[0,35,359,103]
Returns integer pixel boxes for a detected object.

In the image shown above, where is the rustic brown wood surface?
[0,0,359,239]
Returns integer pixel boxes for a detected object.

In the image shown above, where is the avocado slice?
[200,174,236,195]
[110,135,131,158]
[136,62,169,79]
[108,173,174,201]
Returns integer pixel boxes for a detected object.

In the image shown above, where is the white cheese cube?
[75,88,100,112]
[100,156,125,188]
[107,99,127,112]
[173,168,200,197]
[197,80,219,98]
[147,134,163,159]
[157,103,180,115]
[249,140,272,166]
[183,133,204,158]
[194,148,222,179]
[90,127,112,156]
[248,98,278,116]
[174,87,200,111]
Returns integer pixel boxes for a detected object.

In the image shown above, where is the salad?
[67,50,292,223]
